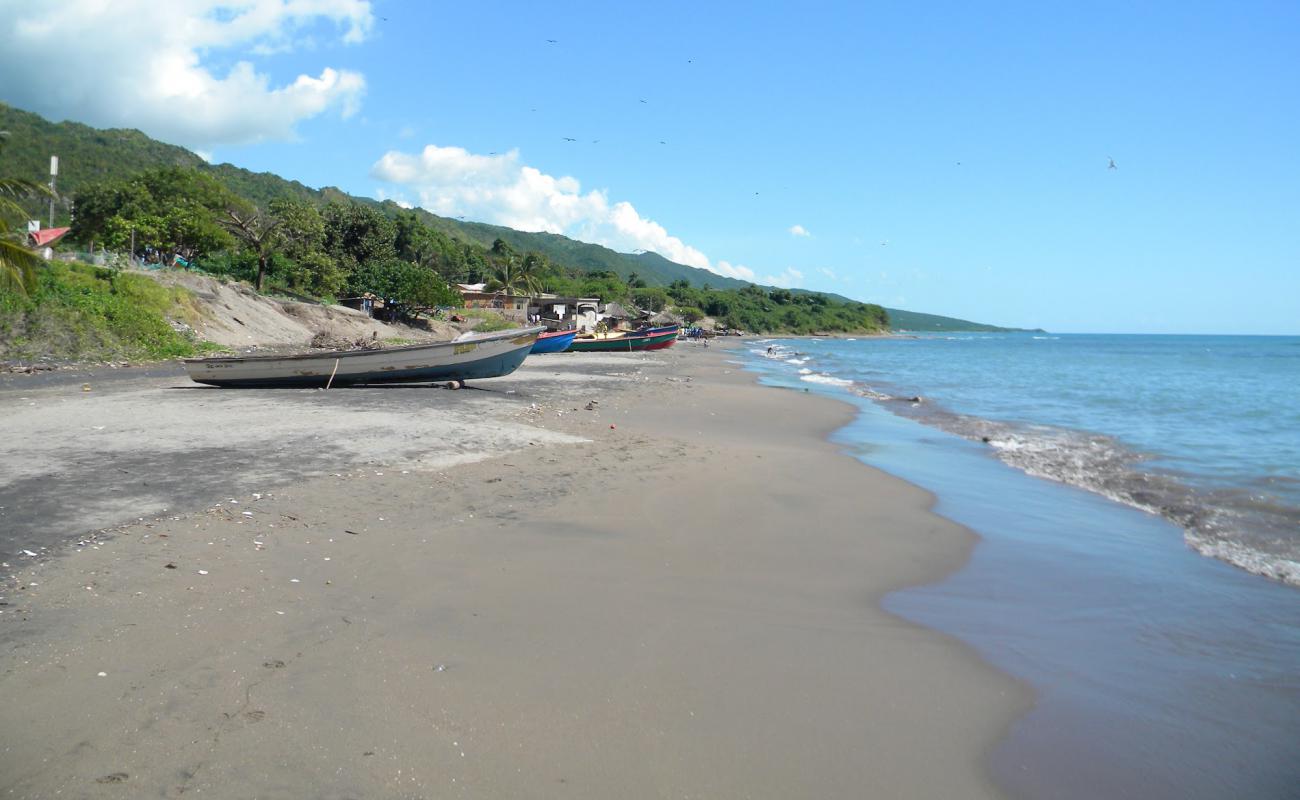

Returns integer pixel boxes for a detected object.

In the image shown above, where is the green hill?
[0,102,1029,332]
[883,308,1035,333]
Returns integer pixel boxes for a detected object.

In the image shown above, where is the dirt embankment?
[150,271,461,351]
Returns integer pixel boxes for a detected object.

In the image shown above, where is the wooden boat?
[568,324,679,352]
[530,328,577,354]
[184,327,544,388]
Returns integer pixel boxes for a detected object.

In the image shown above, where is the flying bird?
[659,140,667,145]
[1108,157,1118,170]
[563,137,577,142]
[640,99,648,104]
[546,39,558,43]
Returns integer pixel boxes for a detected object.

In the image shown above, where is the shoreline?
[1,342,1030,797]
[746,336,1300,798]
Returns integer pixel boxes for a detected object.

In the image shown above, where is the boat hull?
[530,329,577,354]
[184,327,543,388]
[568,328,678,352]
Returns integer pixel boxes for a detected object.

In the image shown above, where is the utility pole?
[49,155,58,228]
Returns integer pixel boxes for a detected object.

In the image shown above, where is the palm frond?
[0,238,43,296]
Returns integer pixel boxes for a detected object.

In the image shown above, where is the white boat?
[184,327,543,388]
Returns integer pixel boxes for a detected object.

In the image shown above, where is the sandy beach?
[0,342,1027,798]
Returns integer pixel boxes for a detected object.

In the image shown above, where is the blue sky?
[3,0,1297,333]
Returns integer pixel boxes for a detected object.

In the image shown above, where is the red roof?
[29,227,70,247]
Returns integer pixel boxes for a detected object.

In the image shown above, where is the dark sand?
[0,342,1028,798]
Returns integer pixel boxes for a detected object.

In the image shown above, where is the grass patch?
[458,308,515,332]
[0,261,212,362]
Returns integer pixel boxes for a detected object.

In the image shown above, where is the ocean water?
[761,333,1300,585]
[740,335,1300,800]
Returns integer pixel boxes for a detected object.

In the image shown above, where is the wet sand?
[0,342,1028,798]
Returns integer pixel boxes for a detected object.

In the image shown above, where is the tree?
[347,258,459,318]
[219,204,281,290]
[0,132,50,295]
[322,202,397,274]
[631,286,670,312]
[69,167,234,266]
[484,254,541,296]
[677,306,705,324]
[269,199,342,296]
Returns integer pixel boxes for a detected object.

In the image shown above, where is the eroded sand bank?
[0,342,1027,798]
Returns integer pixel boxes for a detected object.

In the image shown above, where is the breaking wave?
[754,347,1300,587]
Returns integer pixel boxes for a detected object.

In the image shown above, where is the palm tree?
[0,132,52,296]
[484,255,541,297]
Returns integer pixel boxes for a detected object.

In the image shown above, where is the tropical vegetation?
[0,102,943,337]
[0,131,50,296]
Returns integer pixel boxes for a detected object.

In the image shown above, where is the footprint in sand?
[95,772,129,783]
[243,710,266,722]
[262,660,286,669]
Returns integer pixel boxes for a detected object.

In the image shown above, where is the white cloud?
[818,267,838,280]
[789,224,810,237]
[762,268,805,288]
[373,143,729,275]
[0,0,372,150]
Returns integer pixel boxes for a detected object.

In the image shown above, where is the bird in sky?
[640,99,648,104]
[659,140,667,145]
[563,137,576,142]
[880,240,889,246]
[546,39,558,43]
[1108,157,1118,170]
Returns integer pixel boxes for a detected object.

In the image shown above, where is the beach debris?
[164,562,177,569]
[241,511,253,517]
[445,380,463,390]
[95,773,129,784]
[345,529,360,535]
[434,664,447,672]
[97,671,107,677]
[585,401,598,410]
[263,660,286,669]
[197,570,208,575]
[81,383,91,392]
[21,550,37,557]
[610,424,616,429]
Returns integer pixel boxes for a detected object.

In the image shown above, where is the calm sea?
[741,333,1300,800]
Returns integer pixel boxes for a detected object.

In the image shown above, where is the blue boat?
[530,328,577,354]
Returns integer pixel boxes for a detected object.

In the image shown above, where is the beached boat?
[568,324,679,352]
[184,327,544,388]
[530,328,577,354]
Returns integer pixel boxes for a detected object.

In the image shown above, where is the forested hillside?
[0,102,1025,333]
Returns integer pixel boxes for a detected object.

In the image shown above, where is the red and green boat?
[568,324,679,352]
